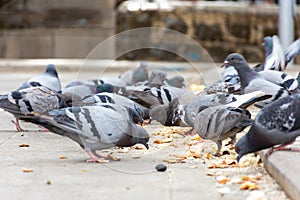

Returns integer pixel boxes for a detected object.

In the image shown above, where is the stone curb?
[260,148,300,200]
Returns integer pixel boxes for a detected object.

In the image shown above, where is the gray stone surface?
[260,140,300,200]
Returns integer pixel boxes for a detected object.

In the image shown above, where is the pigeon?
[149,92,197,126]
[119,61,149,86]
[258,70,299,93]
[235,93,300,162]
[126,85,188,108]
[21,105,150,162]
[91,77,127,87]
[173,91,270,156]
[62,84,97,99]
[165,75,185,88]
[194,106,252,156]
[222,64,298,93]
[80,92,149,120]
[0,86,72,131]
[222,53,289,106]
[203,81,241,94]
[132,70,167,89]
[284,37,300,64]
[254,36,300,72]
[93,103,144,124]
[172,93,234,127]
[193,91,271,156]
[147,70,167,86]
[263,35,285,71]
[221,65,240,85]
[18,64,61,92]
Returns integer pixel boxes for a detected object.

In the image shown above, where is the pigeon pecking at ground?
[0,86,72,131]
[21,105,150,162]
[187,91,270,156]
[235,93,300,162]
[222,53,290,106]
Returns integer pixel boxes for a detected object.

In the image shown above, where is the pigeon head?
[132,127,150,150]
[45,64,58,77]
[222,53,247,69]
[235,135,249,162]
[235,127,260,162]
[117,126,150,149]
[263,36,273,57]
[96,84,115,93]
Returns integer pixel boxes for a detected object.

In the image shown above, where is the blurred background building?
[0,0,299,63]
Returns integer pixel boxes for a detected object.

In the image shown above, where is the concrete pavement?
[0,65,296,200]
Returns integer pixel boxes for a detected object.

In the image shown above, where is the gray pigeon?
[0,86,72,131]
[255,36,300,72]
[222,65,298,93]
[125,84,188,108]
[173,91,271,156]
[235,93,300,162]
[92,103,144,124]
[194,106,252,156]
[221,65,240,85]
[93,77,127,87]
[222,53,289,106]
[119,61,149,86]
[165,75,185,88]
[263,35,285,71]
[150,92,197,126]
[285,37,300,64]
[172,93,234,127]
[62,84,97,100]
[80,92,149,120]
[18,64,61,92]
[147,70,166,86]
[21,105,150,162]
[258,70,299,93]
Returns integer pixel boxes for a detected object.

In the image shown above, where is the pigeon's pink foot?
[38,126,49,132]
[86,151,110,163]
[266,140,300,157]
[11,119,26,132]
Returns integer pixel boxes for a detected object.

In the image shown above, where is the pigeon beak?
[237,155,241,163]
[144,143,149,150]
[220,61,229,68]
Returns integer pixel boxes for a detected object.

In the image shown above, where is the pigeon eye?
[237,146,241,151]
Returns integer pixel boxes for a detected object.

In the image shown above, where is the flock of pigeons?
[1,35,300,163]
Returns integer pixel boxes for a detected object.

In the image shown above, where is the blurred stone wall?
[1,0,300,63]
[116,1,300,63]
[0,0,115,58]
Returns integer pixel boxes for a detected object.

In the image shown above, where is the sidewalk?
[0,65,297,200]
